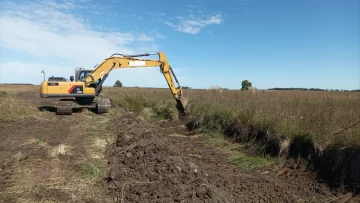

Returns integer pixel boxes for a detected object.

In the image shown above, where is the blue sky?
[0,0,359,90]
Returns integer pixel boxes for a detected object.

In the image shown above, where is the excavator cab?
[73,68,101,91]
[74,68,92,82]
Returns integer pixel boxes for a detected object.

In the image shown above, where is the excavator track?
[56,106,73,115]
[96,98,111,114]
[39,98,112,115]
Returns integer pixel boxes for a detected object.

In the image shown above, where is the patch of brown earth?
[0,92,111,202]
[106,114,354,203]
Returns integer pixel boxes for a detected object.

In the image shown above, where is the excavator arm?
[84,52,188,114]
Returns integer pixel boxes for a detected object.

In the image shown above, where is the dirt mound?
[107,115,231,202]
[106,114,345,203]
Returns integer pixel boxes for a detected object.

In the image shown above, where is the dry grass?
[103,87,179,121]
[1,85,359,148]
[203,130,275,170]
[103,87,360,148]
[0,84,38,94]
[0,97,38,121]
[0,85,41,121]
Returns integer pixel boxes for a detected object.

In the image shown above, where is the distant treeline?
[268,87,360,92]
[0,83,33,85]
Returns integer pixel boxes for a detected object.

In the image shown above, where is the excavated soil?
[106,114,357,203]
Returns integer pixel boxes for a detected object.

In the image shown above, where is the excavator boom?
[84,52,187,113]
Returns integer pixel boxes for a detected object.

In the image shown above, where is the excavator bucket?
[176,96,191,115]
[181,97,190,109]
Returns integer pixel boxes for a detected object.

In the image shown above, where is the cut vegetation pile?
[104,87,360,193]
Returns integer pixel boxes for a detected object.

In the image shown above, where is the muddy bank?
[288,138,360,193]
[187,117,360,195]
[106,114,342,203]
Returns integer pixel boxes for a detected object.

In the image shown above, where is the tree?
[241,80,252,91]
[113,80,122,87]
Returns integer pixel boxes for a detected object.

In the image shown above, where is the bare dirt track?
[0,90,358,203]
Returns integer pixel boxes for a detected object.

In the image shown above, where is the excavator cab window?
[77,70,101,89]
[79,71,89,82]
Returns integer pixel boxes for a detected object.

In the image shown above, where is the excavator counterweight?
[39,52,188,115]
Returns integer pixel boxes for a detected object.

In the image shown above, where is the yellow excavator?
[39,52,189,115]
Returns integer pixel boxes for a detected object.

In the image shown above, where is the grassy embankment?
[103,87,360,149]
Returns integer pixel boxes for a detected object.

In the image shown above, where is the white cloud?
[164,14,223,34]
[145,12,166,17]
[137,33,154,42]
[0,1,160,64]
[153,32,165,39]
[0,0,173,87]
